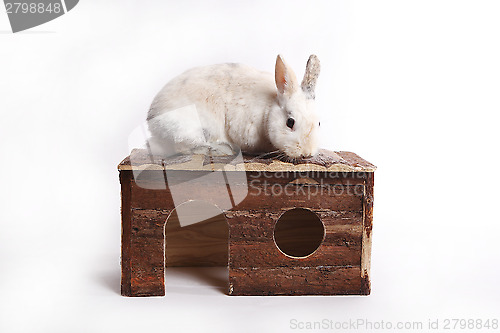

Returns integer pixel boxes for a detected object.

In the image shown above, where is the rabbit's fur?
[147,55,321,159]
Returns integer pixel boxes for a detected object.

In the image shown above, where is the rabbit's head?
[268,54,321,159]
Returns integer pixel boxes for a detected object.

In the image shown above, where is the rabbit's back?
[148,63,276,122]
[147,63,279,154]
[146,55,321,158]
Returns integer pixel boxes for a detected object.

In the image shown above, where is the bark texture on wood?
[118,149,376,172]
[229,266,363,296]
[119,151,375,297]
[361,172,374,295]
[227,209,363,268]
[129,208,169,296]
[120,171,132,296]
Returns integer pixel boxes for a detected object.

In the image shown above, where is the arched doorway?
[164,200,229,293]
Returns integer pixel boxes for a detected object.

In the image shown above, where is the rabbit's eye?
[286,117,295,129]
[318,122,321,127]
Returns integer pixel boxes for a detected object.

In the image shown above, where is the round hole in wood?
[273,208,325,258]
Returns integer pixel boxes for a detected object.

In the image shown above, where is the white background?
[1,1,499,332]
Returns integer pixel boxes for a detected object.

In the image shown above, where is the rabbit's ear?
[275,55,298,95]
[301,54,321,99]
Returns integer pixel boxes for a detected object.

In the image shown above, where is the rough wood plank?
[246,171,367,186]
[229,241,361,268]
[120,171,133,296]
[119,149,376,297]
[229,266,363,295]
[129,169,366,211]
[118,149,376,172]
[361,172,374,295]
[227,209,363,268]
[234,184,363,211]
[226,210,363,242]
[130,181,176,210]
[130,177,364,212]
[133,170,367,187]
[336,151,377,171]
[129,209,169,296]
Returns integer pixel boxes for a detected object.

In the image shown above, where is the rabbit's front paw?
[208,143,235,156]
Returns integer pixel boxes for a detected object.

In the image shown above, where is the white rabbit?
[147,54,321,159]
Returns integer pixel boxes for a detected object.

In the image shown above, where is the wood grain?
[229,266,363,296]
[129,172,364,212]
[118,149,377,172]
[119,150,376,297]
[361,172,374,295]
[129,209,168,296]
[227,208,363,268]
[120,171,133,296]
[165,209,229,267]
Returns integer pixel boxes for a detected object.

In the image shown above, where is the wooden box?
[118,149,376,296]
